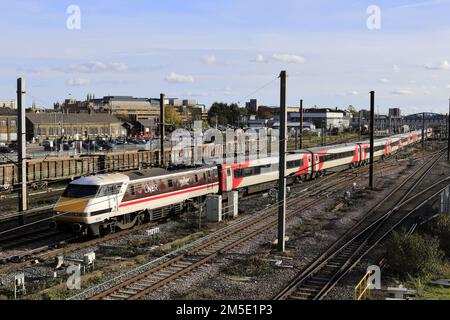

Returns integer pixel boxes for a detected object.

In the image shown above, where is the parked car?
[136,139,147,145]
[0,146,14,153]
[8,142,18,151]
[62,143,73,151]
[113,138,127,145]
[127,138,139,144]
[96,140,113,151]
[42,140,56,151]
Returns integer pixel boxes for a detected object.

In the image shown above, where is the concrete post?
[17,78,27,225]
[278,70,287,252]
[369,91,375,190]
[159,93,165,166]
[206,195,222,222]
[227,191,239,218]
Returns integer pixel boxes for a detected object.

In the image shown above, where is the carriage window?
[128,185,136,196]
[168,179,173,188]
[194,174,198,182]
[287,159,304,169]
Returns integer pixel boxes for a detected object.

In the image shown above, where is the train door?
[225,167,233,191]
[206,169,215,191]
[313,154,319,174]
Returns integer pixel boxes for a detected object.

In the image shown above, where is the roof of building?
[26,113,122,124]
[0,108,17,116]
[304,108,346,113]
[103,96,149,102]
[136,118,157,127]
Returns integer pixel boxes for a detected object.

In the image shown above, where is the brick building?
[0,108,17,143]
[26,113,125,142]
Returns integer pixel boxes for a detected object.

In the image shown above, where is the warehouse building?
[0,108,17,143]
[26,113,125,143]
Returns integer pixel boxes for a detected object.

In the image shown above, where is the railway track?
[273,149,447,300]
[70,155,417,300]
[0,147,425,288]
[0,167,352,274]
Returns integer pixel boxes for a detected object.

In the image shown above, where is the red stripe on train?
[119,183,219,208]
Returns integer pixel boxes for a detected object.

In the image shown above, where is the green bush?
[385,232,444,280]
[421,214,450,258]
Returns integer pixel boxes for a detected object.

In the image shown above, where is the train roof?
[305,142,358,152]
[71,173,129,185]
[123,165,216,181]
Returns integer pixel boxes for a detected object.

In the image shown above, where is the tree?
[208,102,247,128]
[348,105,359,117]
[164,105,181,132]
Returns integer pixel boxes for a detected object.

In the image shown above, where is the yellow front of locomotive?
[53,174,127,235]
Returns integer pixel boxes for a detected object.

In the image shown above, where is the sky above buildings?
[1,0,450,114]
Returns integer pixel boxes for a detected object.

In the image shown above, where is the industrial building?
[287,107,351,130]
[26,113,125,143]
[0,100,16,109]
[0,108,17,143]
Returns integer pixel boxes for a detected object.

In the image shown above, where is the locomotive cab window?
[62,184,99,199]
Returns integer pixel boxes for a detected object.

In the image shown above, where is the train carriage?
[220,152,311,194]
[53,129,432,236]
[306,143,360,174]
[54,166,219,235]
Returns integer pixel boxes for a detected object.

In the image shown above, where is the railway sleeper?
[129,284,150,291]
[118,288,140,295]
[155,270,178,277]
[288,295,311,300]
[310,276,332,282]
[296,287,322,293]
[302,283,325,290]
[137,278,160,285]
[165,266,186,272]
[326,262,344,267]
[308,278,329,285]
[108,293,131,300]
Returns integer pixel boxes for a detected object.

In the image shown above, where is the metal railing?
[354,271,371,300]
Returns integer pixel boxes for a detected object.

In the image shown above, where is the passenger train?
[53,129,432,235]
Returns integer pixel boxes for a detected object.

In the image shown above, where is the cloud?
[391,89,413,95]
[165,72,194,83]
[336,91,359,97]
[393,64,400,73]
[16,66,40,74]
[424,60,450,70]
[394,0,446,9]
[57,61,129,73]
[272,54,305,64]
[203,55,217,65]
[379,78,390,83]
[251,54,265,63]
[65,78,90,86]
